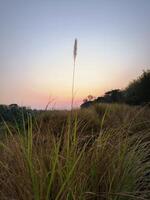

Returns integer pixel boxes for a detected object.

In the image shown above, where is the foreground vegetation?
[0,104,150,200]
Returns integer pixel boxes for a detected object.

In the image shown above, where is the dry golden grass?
[0,104,150,200]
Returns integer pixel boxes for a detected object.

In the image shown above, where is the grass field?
[0,104,150,200]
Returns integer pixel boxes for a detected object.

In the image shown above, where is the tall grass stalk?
[71,38,77,111]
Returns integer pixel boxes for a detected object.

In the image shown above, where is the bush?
[125,70,150,105]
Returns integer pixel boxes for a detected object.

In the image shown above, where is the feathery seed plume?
[73,38,77,62]
[71,38,78,110]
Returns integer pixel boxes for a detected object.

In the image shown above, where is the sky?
[0,0,150,109]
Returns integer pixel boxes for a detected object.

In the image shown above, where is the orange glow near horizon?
[1,77,107,109]
[1,64,145,110]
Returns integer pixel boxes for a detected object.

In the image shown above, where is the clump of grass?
[0,105,150,200]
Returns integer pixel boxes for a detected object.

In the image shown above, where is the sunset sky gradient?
[0,0,150,109]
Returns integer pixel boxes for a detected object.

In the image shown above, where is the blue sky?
[0,0,150,109]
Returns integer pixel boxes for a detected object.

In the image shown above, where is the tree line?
[0,104,36,129]
[81,70,150,108]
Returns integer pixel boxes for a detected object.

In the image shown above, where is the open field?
[0,104,150,200]
[1,1,150,199]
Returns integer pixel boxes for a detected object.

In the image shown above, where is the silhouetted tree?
[81,95,94,108]
[125,70,150,105]
[104,89,124,103]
